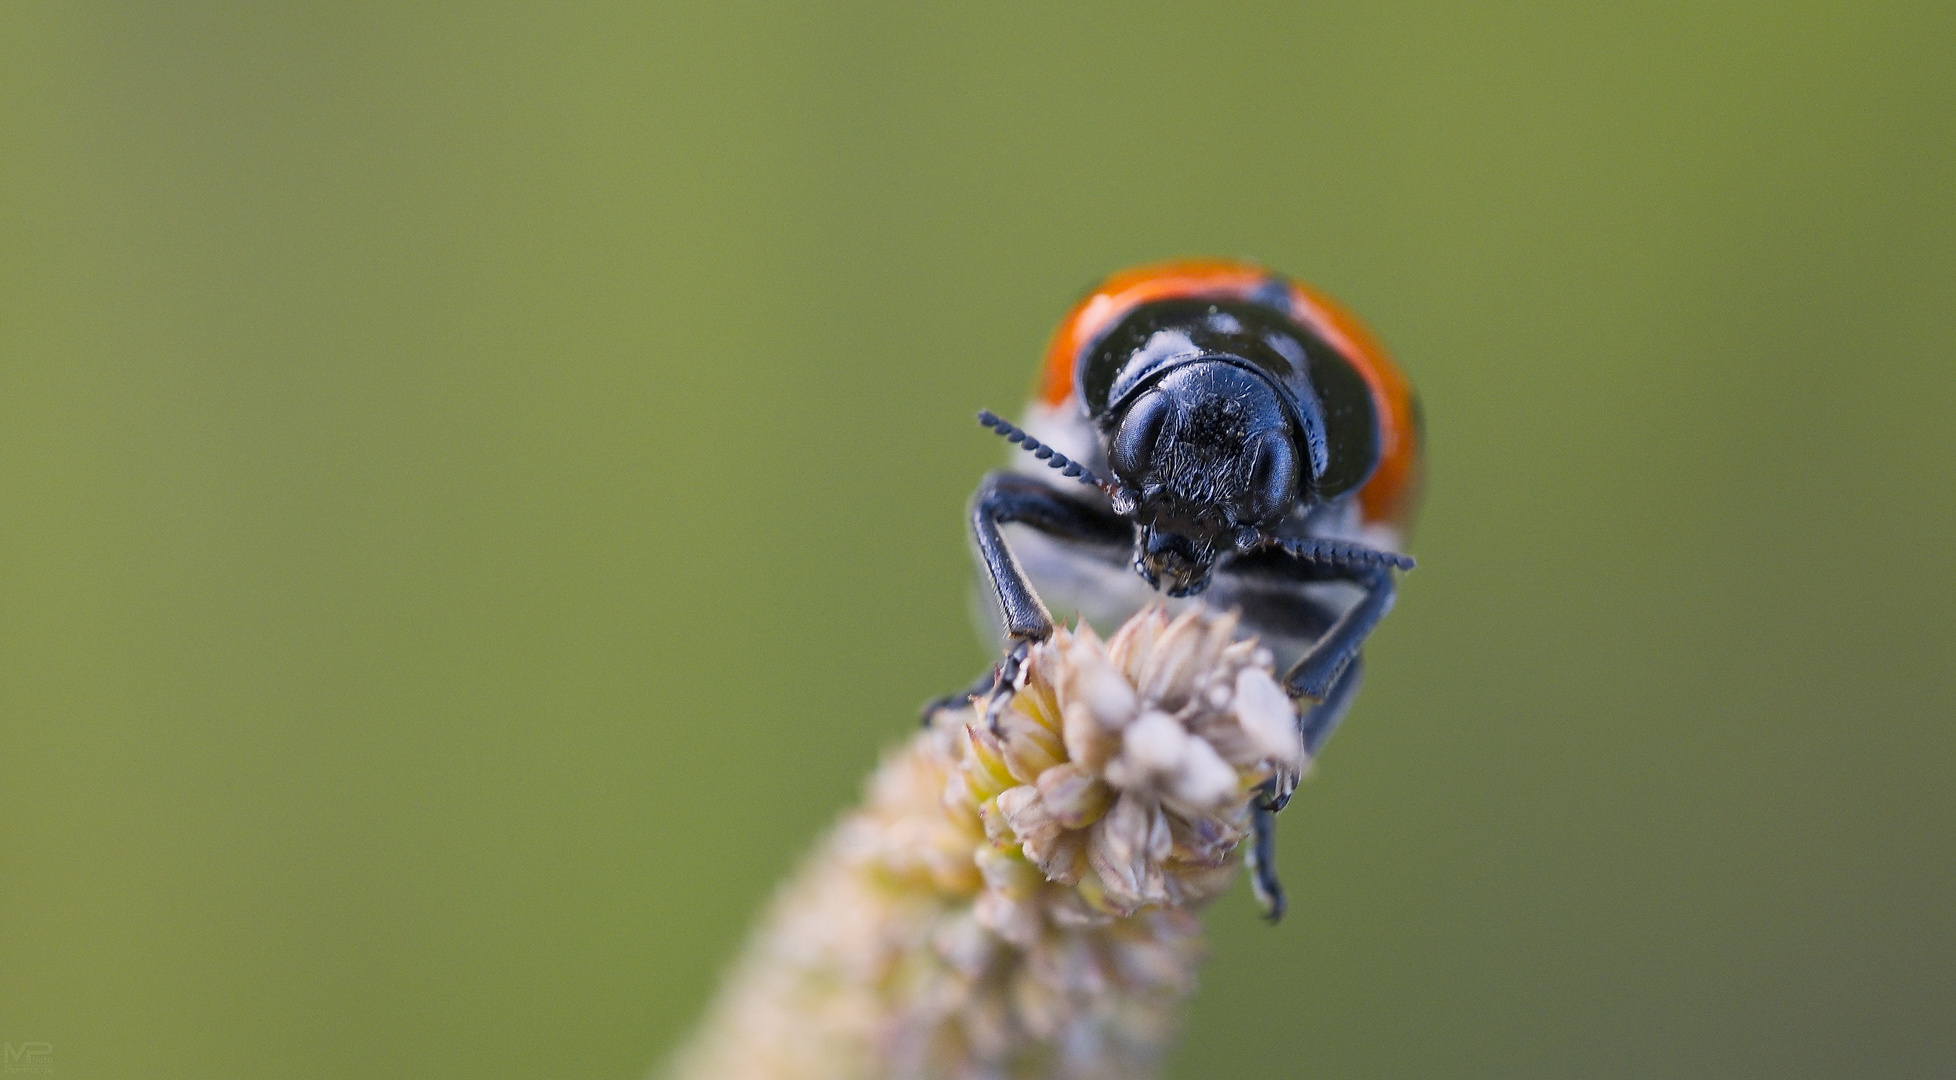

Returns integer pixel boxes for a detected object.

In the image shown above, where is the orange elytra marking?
[1036,258,1422,533]
[1038,258,1271,408]
[1285,282,1423,532]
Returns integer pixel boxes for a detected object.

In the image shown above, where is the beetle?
[941,258,1423,920]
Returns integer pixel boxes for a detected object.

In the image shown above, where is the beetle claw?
[982,639,1034,733]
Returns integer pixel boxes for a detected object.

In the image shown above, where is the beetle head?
[1105,361,1300,596]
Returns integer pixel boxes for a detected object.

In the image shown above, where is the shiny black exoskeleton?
[1083,296,1388,598]
[967,295,1410,686]
[933,282,1420,923]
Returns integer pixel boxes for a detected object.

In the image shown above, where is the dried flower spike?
[664,605,1310,1080]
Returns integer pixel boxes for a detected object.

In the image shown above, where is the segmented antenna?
[976,410,1137,513]
[1258,535,1416,572]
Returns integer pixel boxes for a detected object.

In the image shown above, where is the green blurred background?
[4,2,1952,1077]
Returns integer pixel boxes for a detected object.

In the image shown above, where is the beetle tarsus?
[1248,794,1288,922]
[1257,768,1299,815]
[920,666,1004,727]
[982,639,1034,733]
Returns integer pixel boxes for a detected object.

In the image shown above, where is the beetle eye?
[1248,433,1298,524]
[1110,390,1174,483]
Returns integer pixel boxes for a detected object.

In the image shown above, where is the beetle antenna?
[977,410,1137,514]
[1251,533,1416,572]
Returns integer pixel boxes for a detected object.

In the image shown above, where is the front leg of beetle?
[970,471,1131,639]
[920,471,1131,724]
[1246,787,1288,922]
[1283,565,1395,701]
[919,635,1037,729]
[1257,654,1365,814]
[1224,538,1407,727]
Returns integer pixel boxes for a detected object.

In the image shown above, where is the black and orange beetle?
[942,259,1423,919]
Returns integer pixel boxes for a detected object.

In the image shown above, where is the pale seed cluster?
[664,605,1308,1080]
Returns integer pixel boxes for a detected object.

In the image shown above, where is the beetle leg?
[1253,656,1363,815]
[924,472,1129,723]
[969,470,1131,642]
[981,638,1034,733]
[1282,565,1394,701]
[1299,651,1365,759]
[919,641,1035,730]
[1247,789,1287,922]
[1223,539,1404,704]
[1245,655,1365,921]
[1258,769,1298,814]
[919,665,1003,726]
